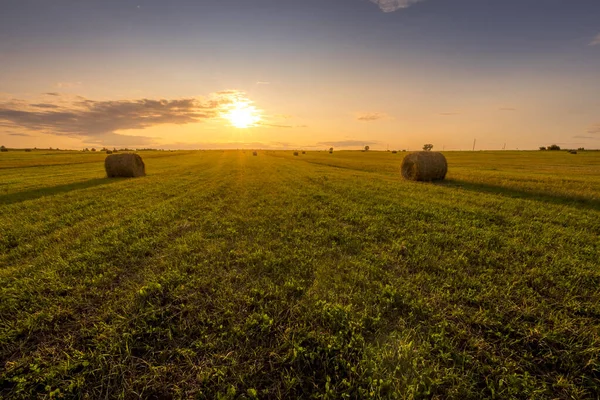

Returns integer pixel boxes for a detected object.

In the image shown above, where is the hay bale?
[105,153,146,178]
[302,151,306,154]
[293,151,299,156]
[106,150,113,154]
[401,151,447,181]
[252,151,258,156]
[569,150,577,154]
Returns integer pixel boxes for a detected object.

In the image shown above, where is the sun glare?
[224,101,261,128]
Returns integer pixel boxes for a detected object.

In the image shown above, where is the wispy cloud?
[0,91,254,146]
[370,0,425,12]
[317,140,379,148]
[56,81,82,88]
[8,133,35,137]
[587,123,600,135]
[356,112,390,122]
[44,92,60,96]
[572,135,595,140]
[590,33,600,46]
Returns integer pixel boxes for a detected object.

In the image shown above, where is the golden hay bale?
[293,151,299,156]
[253,151,258,156]
[401,151,447,181]
[105,153,146,178]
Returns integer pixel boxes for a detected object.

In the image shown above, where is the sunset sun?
[224,101,261,128]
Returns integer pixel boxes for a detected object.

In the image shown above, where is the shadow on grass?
[0,178,118,206]
[437,179,600,211]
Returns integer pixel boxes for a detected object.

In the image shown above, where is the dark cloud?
[31,103,60,109]
[356,112,389,122]
[44,92,60,96]
[7,133,34,137]
[317,140,379,148]
[0,93,244,146]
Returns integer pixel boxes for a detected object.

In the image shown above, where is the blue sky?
[1,0,599,149]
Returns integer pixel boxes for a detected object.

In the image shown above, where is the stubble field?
[1,149,599,399]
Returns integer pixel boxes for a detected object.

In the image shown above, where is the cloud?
[258,122,308,129]
[572,135,595,140]
[30,103,61,109]
[587,124,600,135]
[317,140,379,148]
[44,92,60,96]
[370,0,425,12]
[0,91,251,146]
[8,133,35,137]
[56,82,82,88]
[356,112,390,121]
[590,33,600,46]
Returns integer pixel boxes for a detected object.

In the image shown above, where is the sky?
[1,0,599,150]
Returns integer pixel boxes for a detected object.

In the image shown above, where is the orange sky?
[1,0,599,150]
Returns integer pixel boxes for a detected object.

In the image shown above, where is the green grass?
[1,150,599,399]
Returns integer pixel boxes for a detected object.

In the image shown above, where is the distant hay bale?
[293,151,299,156]
[401,151,447,181]
[302,151,306,154]
[106,150,113,154]
[253,151,258,156]
[391,150,398,154]
[25,149,32,152]
[569,150,577,154]
[105,153,146,178]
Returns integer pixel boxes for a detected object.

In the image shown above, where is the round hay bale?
[105,153,146,178]
[252,151,258,156]
[106,150,113,154]
[293,151,299,156]
[401,151,447,181]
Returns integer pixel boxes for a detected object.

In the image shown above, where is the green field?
[1,150,599,399]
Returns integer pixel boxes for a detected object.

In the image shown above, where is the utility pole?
[472,138,476,151]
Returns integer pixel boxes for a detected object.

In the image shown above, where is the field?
[1,150,599,399]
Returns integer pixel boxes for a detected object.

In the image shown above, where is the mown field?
[1,149,599,399]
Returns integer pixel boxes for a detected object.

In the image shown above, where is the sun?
[224,101,261,128]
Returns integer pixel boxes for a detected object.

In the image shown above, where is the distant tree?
[423,143,434,151]
[91,148,96,152]
[364,145,370,151]
[548,144,561,151]
[539,146,547,151]
[0,145,7,152]
[329,147,333,154]
[578,147,585,151]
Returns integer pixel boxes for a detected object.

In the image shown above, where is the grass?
[1,150,599,399]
